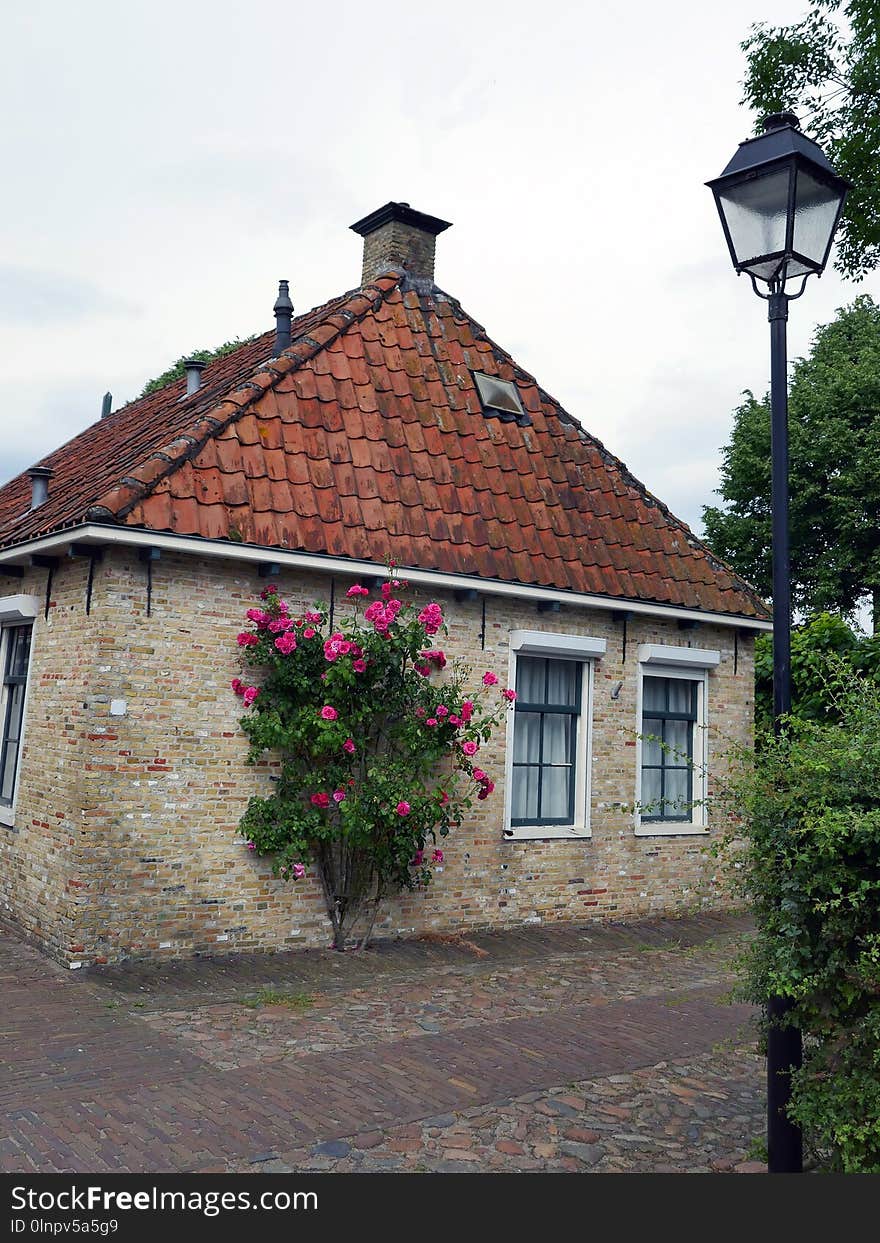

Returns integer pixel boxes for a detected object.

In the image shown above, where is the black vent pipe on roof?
[184,358,206,396]
[28,465,54,510]
[101,392,112,419]
[274,279,293,354]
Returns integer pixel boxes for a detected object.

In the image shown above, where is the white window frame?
[503,630,606,841]
[634,644,720,837]
[0,596,39,828]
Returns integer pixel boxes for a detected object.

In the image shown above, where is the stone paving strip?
[0,912,765,1173]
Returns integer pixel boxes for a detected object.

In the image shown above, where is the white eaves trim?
[0,595,40,623]
[0,524,773,632]
[510,629,606,660]
[638,643,721,669]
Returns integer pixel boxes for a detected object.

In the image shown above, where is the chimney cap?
[273,279,294,314]
[350,201,452,239]
[27,465,54,480]
[183,357,207,372]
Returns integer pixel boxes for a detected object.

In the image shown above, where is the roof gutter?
[0,524,773,631]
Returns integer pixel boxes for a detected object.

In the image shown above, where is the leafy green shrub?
[232,574,511,949]
[718,670,880,1170]
[140,337,256,397]
[754,612,880,733]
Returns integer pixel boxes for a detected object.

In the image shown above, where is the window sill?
[0,806,15,828]
[504,826,591,841]
[634,822,708,837]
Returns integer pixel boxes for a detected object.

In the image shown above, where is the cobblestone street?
[0,912,766,1173]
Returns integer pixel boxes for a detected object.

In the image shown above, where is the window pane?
[668,679,695,716]
[543,714,572,764]
[641,766,662,816]
[546,660,579,706]
[665,719,691,760]
[516,657,545,704]
[513,712,541,763]
[643,677,666,712]
[641,731,663,766]
[0,739,18,802]
[542,767,571,819]
[664,767,691,816]
[9,628,31,678]
[511,766,539,821]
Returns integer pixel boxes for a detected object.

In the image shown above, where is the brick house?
[0,203,769,966]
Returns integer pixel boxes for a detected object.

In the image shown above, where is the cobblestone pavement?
[0,912,767,1173]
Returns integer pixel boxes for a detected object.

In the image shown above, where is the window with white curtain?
[511,656,582,826]
[0,624,33,813]
[635,644,719,836]
[504,630,604,840]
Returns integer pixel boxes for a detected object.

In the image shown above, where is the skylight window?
[473,372,529,424]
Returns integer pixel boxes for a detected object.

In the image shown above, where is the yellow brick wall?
[0,548,755,964]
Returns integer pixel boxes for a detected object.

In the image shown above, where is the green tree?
[703,296,880,630]
[139,336,255,398]
[741,0,880,280]
[754,612,880,732]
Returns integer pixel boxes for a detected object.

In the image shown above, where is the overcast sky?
[2,0,875,537]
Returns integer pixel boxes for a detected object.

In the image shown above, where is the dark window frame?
[511,656,582,827]
[0,624,32,810]
[640,675,698,823]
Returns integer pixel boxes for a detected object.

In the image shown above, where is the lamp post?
[707,113,849,1174]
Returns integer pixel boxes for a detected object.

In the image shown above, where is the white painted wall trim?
[638,643,721,669]
[0,524,773,631]
[0,595,40,623]
[509,630,607,659]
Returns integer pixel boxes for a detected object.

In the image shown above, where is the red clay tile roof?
[0,271,769,620]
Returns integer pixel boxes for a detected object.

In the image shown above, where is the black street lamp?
[707,113,850,1174]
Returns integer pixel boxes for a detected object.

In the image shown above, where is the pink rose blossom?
[381,581,394,598]
[477,780,495,800]
[414,663,432,677]
[411,849,424,866]
[342,738,356,754]
[396,801,411,816]
[347,584,370,597]
[448,714,462,727]
[303,627,316,639]
[460,701,474,722]
[352,659,367,673]
[461,740,479,757]
[419,648,447,669]
[242,686,260,707]
[425,718,438,728]
[274,632,297,655]
[305,610,323,623]
[482,671,499,687]
[246,608,272,627]
[332,790,346,803]
[237,632,259,647]
[292,863,306,880]
[268,617,295,633]
[417,603,443,635]
[503,688,517,701]
[245,840,256,851]
[431,849,443,864]
[438,790,450,805]
[473,769,488,783]
[310,792,330,808]
[320,705,338,721]
[435,705,448,717]
[259,584,278,599]
[231,678,244,696]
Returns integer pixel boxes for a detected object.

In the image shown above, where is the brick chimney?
[350,201,452,285]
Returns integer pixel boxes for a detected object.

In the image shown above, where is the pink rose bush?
[232,571,514,949]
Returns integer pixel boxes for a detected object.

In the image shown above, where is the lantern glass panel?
[793,168,843,266]
[717,167,792,273]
